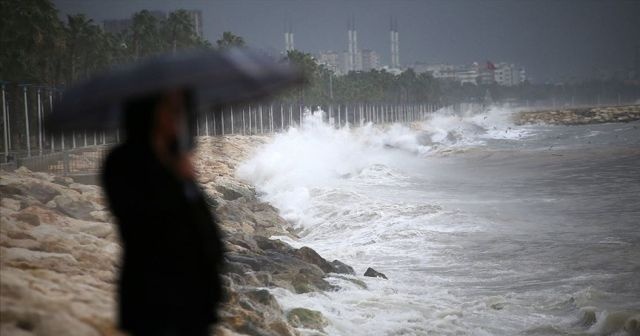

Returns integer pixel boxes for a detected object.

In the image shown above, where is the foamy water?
[237,106,640,336]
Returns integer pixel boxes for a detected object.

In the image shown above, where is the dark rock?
[332,275,367,289]
[291,268,335,294]
[266,320,297,336]
[54,195,95,221]
[364,267,388,279]
[0,184,24,197]
[293,246,333,273]
[227,235,259,251]
[52,176,73,186]
[224,260,252,275]
[26,183,61,204]
[15,213,40,226]
[287,308,328,331]
[330,260,355,275]
[244,289,281,311]
[216,185,245,201]
[202,192,219,209]
[255,236,292,253]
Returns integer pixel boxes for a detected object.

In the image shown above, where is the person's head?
[122,89,195,153]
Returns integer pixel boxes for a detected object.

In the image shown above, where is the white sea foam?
[236,106,640,335]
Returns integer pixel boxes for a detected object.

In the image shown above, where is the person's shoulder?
[102,143,146,181]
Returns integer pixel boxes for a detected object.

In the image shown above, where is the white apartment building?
[494,63,526,86]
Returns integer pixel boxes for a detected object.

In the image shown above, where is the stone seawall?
[514,105,640,125]
[0,136,364,336]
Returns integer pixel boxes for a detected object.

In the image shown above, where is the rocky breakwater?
[1,135,362,336]
[514,104,640,125]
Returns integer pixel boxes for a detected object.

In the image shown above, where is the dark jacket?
[102,142,224,333]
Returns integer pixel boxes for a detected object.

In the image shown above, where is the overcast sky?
[54,0,640,83]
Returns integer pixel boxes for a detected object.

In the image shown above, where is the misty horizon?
[53,0,640,83]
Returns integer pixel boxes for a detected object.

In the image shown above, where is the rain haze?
[1,1,640,336]
[53,0,640,82]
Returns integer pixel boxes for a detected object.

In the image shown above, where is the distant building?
[361,49,380,71]
[346,15,359,72]
[284,17,294,53]
[389,17,400,69]
[494,63,525,86]
[421,63,462,81]
[338,50,363,74]
[457,65,480,85]
[317,51,342,74]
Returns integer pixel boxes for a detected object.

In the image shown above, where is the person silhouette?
[102,89,224,336]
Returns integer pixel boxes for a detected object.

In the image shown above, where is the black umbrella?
[48,48,302,131]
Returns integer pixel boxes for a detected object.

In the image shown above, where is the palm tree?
[128,10,163,60]
[0,0,62,83]
[216,32,245,49]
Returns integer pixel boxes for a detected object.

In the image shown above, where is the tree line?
[0,0,244,86]
[1,0,637,107]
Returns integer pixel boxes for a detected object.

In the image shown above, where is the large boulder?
[364,267,388,279]
[286,308,328,331]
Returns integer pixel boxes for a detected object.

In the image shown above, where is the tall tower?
[284,17,294,52]
[390,17,400,68]
[347,15,357,72]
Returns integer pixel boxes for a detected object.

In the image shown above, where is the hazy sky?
[54,0,640,83]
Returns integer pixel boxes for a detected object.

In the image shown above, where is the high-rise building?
[361,49,380,71]
[390,17,400,69]
[284,17,294,52]
[346,15,358,72]
[317,51,342,74]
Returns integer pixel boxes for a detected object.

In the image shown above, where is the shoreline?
[0,135,358,336]
[514,104,640,125]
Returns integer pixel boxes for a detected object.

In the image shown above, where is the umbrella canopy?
[48,48,302,131]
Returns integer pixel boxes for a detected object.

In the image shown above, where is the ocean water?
[237,106,640,336]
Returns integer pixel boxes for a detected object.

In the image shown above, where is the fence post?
[242,108,246,135]
[289,105,293,128]
[253,106,257,134]
[280,104,284,131]
[2,84,8,161]
[48,89,54,152]
[204,112,209,136]
[22,86,31,157]
[213,110,217,136]
[72,131,76,148]
[268,105,273,133]
[6,97,11,151]
[37,89,43,155]
[247,105,251,135]
[84,130,87,147]
[258,105,263,134]
[221,108,225,136]
[230,106,234,135]
[62,150,70,176]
